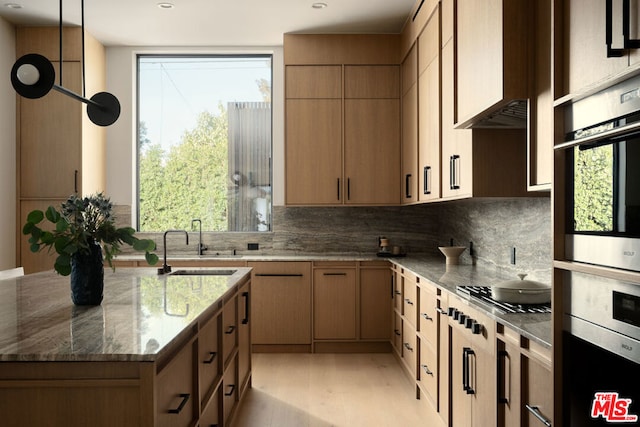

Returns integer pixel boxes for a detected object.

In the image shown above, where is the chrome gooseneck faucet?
[159,230,189,274]
[191,218,208,256]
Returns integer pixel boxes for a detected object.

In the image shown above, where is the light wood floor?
[231,352,433,427]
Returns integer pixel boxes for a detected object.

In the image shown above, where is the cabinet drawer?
[393,312,403,353]
[156,341,195,427]
[222,297,238,365]
[200,388,220,427]
[402,321,417,377]
[222,357,238,424]
[199,314,221,402]
[418,284,438,346]
[418,338,438,405]
[393,270,403,312]
[403,273,417,327]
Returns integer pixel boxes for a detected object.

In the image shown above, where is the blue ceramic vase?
[70,240,104,305]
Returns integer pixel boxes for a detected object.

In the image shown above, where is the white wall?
[0,17,16,269]
[105,46,285,223]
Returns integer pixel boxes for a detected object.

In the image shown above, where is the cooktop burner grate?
[456,285,551,314]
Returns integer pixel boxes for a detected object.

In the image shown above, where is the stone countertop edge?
[388,256,552,349]
[0,267,252,363]
[116,253,551,348]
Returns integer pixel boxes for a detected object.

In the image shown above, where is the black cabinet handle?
[436,307,448,315]
[74,169,78,193]
[255,273,303,277]
[168,393,190,414]
[394,329,401,336]
[204,351,217,364]
[421,364,434,376]
[337,177,341,200]
[462,347,475,395]
[498,349,509,404]
[405,174,412,199]
[404,342,414,352]
[525,404,552,427]
[404,298,414,306]
[423,166,431,195]
[347,178,351,200]
[421,312,433,321]
[224,384,236,397]
[242,291,249,325]
[323,272,347,276]
[225,325,236,335]
[450,155,460,190]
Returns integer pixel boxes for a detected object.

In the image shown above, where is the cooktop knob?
[471,322,483,335]
[447,307,455,317]
[459,314,467,324]
[453,310,461,320]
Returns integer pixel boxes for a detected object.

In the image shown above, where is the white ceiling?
[0,0,416,47]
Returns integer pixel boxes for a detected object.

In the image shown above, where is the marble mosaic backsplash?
[133,197,551,283]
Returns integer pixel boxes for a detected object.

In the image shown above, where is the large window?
[137,55,272,232]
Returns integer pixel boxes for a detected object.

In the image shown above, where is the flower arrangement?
[23,193,159,275]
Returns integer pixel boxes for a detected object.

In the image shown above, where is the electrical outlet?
[510,247,516,265]
[247,243,259,250]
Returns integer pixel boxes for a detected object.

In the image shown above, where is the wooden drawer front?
[200,388,220,427]
[402,321,417,377]
[156,342,195,427]
[418,338,438,405]
[222,357,238,424]
[393,312,403,353]
[403,274,417,327]
[393,270,403,312]
[419,285,438,347]
[222,297,238,365]
[199,314,221,401]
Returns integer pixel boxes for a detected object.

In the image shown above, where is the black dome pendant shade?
[9,0,120,127]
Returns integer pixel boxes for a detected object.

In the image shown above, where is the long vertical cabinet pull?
[337,178,341,201]
[74,169,78,193]
[347,178,351,201]
[405,174,412,199]
[449,155,460,190]
[498,349,509,404]
[462,347,475,395]
[241,291,249,325]
[423,166,431,195]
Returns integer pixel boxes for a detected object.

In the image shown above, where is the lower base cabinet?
[156,340,197,427]
[497,323,553,427]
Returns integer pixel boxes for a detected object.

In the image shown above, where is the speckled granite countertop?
[0,267,251,362]
[389,257,552,348]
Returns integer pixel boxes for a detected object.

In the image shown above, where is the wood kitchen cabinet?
[401,45,419,205]
[359,265,392,340]
[249,261,312,351]
[284,35,400,206]
[16,27,107,274]
[455,0,531,128]
[418,8,441,202]
[448,294,497,427]
[497,323,553,427]
[313,264,357,340]
[156,340,196,427]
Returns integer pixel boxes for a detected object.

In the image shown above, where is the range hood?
[463,100,529,129]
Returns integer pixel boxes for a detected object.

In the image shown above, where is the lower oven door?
[563,331,640,426]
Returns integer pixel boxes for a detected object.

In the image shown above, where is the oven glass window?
[573,143,613,232]
[572,137,640,236]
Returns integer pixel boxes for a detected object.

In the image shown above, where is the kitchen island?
[0,267,252,427]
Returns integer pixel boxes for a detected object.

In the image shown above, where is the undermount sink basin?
[169,269,237,276]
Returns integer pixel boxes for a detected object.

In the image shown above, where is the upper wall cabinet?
[455,0,532,129]
[284,34,401,206]
[562,0,640,99]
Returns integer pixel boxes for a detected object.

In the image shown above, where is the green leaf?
[145,252,159,266]
[133,239,156,252]
[55,220,69,233]
[26,210,44,224]
[45,206,60,223]
[29,243,40,253]
[22,222,34,235]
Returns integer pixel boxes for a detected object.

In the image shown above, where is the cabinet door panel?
[522,357,553,427]
[285,65,341,98]
[222,296,238,366]
[313,268,356,339]
[20,62,82,198]
[344,65,400,99]
[344,99,400,205]
[250,262,311,344]
[418,55,441,201]
[199,314,220,402]
[285,99,342,205]
[238,281,251,395]
[157,342,196,427]
[402,84,418,204]
[360,268,391,340]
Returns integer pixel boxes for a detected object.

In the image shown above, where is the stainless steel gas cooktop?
[456,285,551,314]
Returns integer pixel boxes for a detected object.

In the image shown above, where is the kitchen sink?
[169,269,237,276]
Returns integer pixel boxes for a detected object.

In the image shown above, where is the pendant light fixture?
[10,0,120,126]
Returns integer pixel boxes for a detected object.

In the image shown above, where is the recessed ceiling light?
[312,2,328,9]
[4,3,23,9]
[157,2,174,9]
